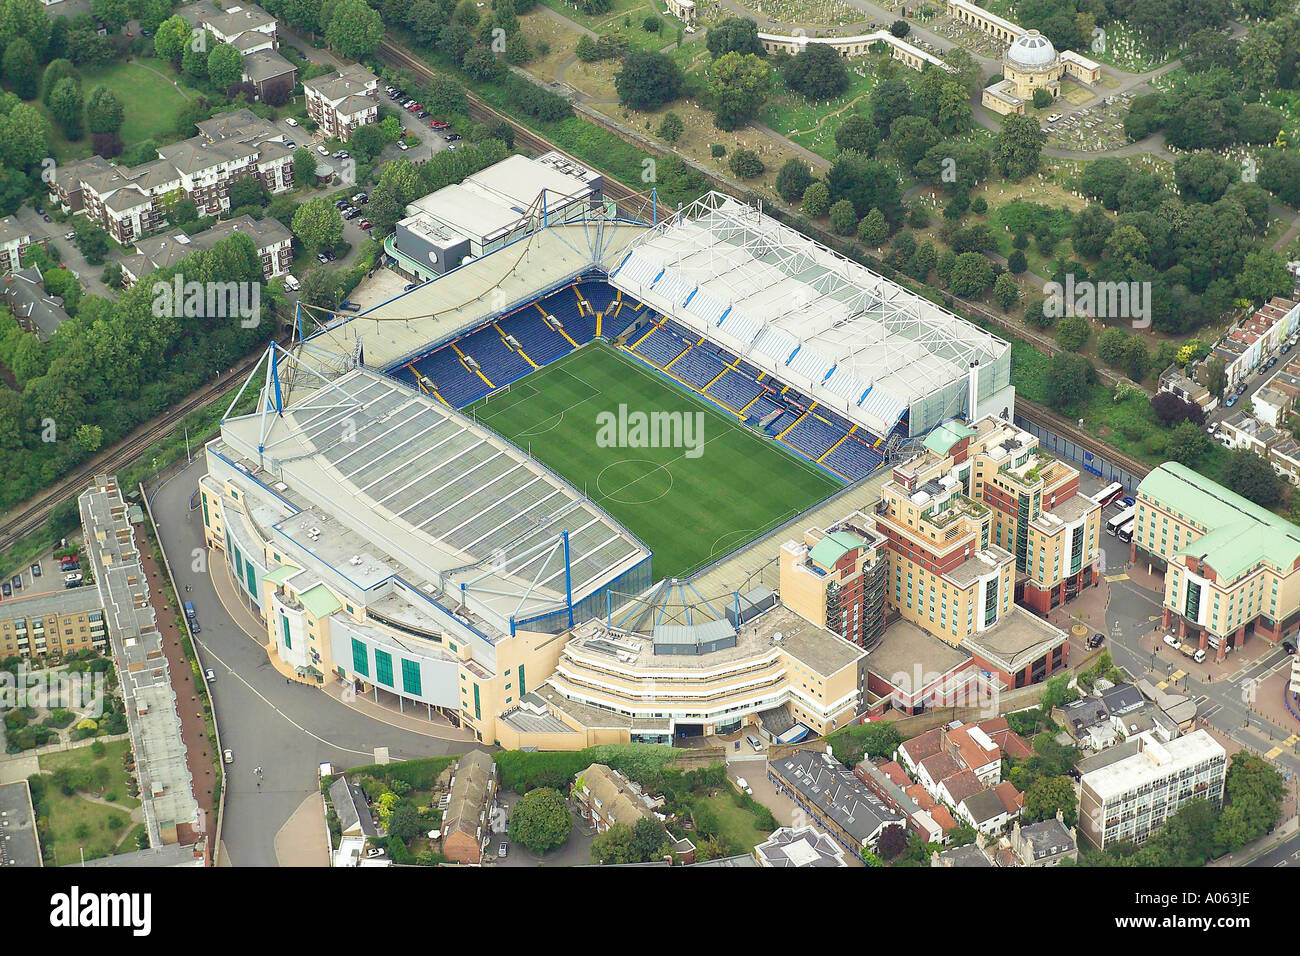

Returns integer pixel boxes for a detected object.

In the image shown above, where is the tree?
[1031,87,1052,109]
[870,77,912,133]
[439,23,476,64]
[1221,449,1285,507]
[888,115,941,170]
[630,816,668,862]
[387,801,422,844]
[1237,250,1292,304]
[708,51,770,131]
[74,424,103,453]
[1024,777,1078,826]
[783,42,849,100]
[1043,352,1094,412]
[775,159,814,203]
[85,86,123,136]
[992,114,1046,180]
[1260,150,1300,208]
[706,17,764,58]
[0,0,51,61]
[293,146,317,184]
[182,32,213,80]
[615,51,683,111]
[889,19,910,38]
[2,38,38,100]
[327,0,385,59]
[154,16,191,66]
[1055,315,1090,351]
[507,787,571,854]
[229,175,269,210]
[462,46,502,82]
[877,823,908,859]
[298,266,343,309]
[829,198,857,236]
[48,77,84,140]
[835,113,879,156]
[72,218,108,265]
[801,180,829,217]
[727,148,764,180]
[657,111,684,143]
[42,60,79,108]
[857,207,889,244]
[993,272,1020,311]
[947,251,994,297]
[826,151,902,221]
[1175,151,1233,205]
[1166,420,1211,466]
[208,43,244,91]
[292,196,344,253]
[591,822,638,865]
[0,103,48,170]
[92,0,131,31]
[1008,249,1027,274]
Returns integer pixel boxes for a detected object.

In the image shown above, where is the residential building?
[768,749,905,861]
[754,826,848,867]
[1209,297,1300,391]
[303,64,379,142]
[1077,730,1227,850]
[855,759,955,843]
[875,417,1086,680]
[328,775,377,839]
[1134,462,1300,659]
[49,111,293,244]
[119,214,293,285]
[1052,681,1178,751]
[3,266,71,340]
[439,750,497,864]
[931,840,995,866]
[0,217,48,275]
[572,763,663,834]
[1009,811,1078,866]
[241,48,297,101]
[0,587,108,659]
[1158,364,1215,414]
[779,510,889,649]
[179,1,279,51]
[0,781,42,867]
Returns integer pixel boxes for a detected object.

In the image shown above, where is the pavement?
[147,455,480,867]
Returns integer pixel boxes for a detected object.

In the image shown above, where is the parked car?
[1226,395,1238,407]
[736,777,752,795]
[1283,641,1296,655]
[396,141,410,150]
[359,219,372,230]
[1047,113,1062,123]
[283,274,300,292]
[1,582,10,598]
[417,109,429,119]
[316,252,330,264]
[351,193,368,204]
[10,575,21,592]
[341,301,361,312]
[444,132,462,142]
[1163,634,1180,649]
[316,144,329,156]
[745,734,762,751]
[498,842,508,858]
[365,847,385,859]
[30,563,41,578]
[285,117,298,127]
[204,669,215,682]
[284,140,295,149]
[1087,633,1105,649]
[223,749,234,764]
[404,282,419,291]
[64,231,76,241]
[64,572,82,584]
[430,120,450,130]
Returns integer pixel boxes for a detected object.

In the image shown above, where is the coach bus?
[1106,506,1136,536]
[1117,517,1136,543]
[1094,481,1125,507]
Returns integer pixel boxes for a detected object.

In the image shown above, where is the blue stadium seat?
[766,409,799,435]
[407,343,491,408]
[459,325,533,386]
[783,415,842,460]
[822,437,883,481]
[669,346,728,390]
[633,326,690,367]
[498,311,574,366]
[706,369,764,411]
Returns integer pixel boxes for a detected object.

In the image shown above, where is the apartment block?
[0,217,48,275]
[303,64,379,142]
[120,213,293,285]
[49,110,293,245]
[1077,730,1226,850]
[1135,461,1300,659]
[0,588,108,659]
[779,510,889,649]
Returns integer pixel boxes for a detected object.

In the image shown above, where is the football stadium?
[199,164,1019,746]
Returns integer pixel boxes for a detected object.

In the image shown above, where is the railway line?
[0,348,269,557]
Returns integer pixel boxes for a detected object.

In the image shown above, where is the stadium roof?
[220,354,649,634]
[608,192,1010,436]
[293,218,648,395]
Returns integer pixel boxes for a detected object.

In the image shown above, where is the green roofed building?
[1134,461,1300,661]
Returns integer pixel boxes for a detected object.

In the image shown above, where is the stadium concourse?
[195,188,1019,746]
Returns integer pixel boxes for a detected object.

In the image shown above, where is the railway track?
[1016,400,1152,480]
[0,348,268,556]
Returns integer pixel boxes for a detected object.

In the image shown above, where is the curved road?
[149,455,481,866]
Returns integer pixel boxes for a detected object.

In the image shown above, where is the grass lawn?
[466,342,843,577]
[38,740,141,866]
[757,60,881,161]
[702,791,772,851]
[38,58,197,161]
[538,0,674,52]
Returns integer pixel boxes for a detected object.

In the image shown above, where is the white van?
[283,274,300,292]
[735,777,752,795]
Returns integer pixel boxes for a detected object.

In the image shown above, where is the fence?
[1016,414,1148,492]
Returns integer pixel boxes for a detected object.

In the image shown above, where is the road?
[148,455,477,866]
[1247,830,1300,867]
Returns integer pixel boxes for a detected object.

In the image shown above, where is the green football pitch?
[465,342,844,578]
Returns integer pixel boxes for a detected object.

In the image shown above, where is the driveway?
[10,205,115,300]
[495,789,596,867]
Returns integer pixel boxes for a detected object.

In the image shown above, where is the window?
[401,659,422,696]
[351,638,369,677]
[374,650,393,687]
[281,616,291,650]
